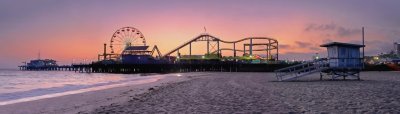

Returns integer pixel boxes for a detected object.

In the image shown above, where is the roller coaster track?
[162,33,278,58]
[210,48,275,54]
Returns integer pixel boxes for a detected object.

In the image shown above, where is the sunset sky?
[1,0,399,68]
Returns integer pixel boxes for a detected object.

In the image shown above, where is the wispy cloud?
[280,41,322,53]
[295,41,312,47]
[336,26,361,37]
[309,47,322,51]
[305,23,336,31]
[279,44,291,49]
[305,22,361,37]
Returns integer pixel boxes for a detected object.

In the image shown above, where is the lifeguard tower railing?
[275,58,329,81]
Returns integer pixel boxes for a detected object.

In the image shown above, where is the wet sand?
[89,72,400,114]
[0,73,205,114]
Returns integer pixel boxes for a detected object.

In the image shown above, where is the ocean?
[0,70,169,105]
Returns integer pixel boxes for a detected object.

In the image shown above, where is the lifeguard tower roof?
[320,42,365,47]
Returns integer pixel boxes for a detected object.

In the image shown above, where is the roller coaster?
[163,33,279,62]
[98,27,279,64]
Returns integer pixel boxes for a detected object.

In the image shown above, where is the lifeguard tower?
[275,42,364,81]
[275,28,366,81]
[319,42,364,80]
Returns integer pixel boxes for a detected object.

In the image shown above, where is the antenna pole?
[362,27,365,68]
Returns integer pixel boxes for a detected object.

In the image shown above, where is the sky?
[0,0,399,68]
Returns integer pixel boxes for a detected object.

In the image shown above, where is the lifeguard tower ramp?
[275,42,365,81]
[275,58,329,81]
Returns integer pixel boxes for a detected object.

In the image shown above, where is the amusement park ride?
[97,27,162,64]
[97,26,279,64]
[162,33,279,62]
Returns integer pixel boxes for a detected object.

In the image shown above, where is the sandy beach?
[1,71,400,114]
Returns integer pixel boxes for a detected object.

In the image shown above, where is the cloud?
[309,47,322,51]
[295,41,312,48]
[337,26,361,37]
[305,23,336,31]
[279,44,291,49]
[305,22,361,37]
[280,41,323,53]
[295,41,323,51]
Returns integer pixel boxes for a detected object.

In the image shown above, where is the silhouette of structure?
[275,27,366,81]
[163,33,279,62]
[21,26,285,72]
[18,52,72,71]
[97,27,162,64]
[98,27,279,64]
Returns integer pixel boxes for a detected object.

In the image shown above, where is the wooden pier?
[71,63,294,73]
[19,65,76,71]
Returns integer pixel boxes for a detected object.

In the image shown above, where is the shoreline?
[0,76,163,106]
[0,72,207,114]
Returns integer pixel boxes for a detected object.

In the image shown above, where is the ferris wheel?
[110,27,146,54]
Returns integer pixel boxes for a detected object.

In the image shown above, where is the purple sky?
[0,0,399,68]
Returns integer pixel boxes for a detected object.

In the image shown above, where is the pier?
[18,65,75,71]
[71,62,294,73]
